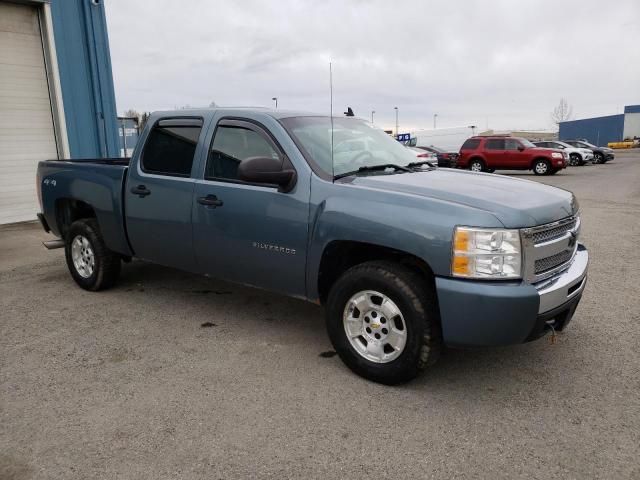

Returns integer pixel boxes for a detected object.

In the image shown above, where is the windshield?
[281,116,417,177]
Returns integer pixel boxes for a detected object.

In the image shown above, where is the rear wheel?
[533,159,551,175]
[326,261,441,385]
[469,158,485,173]
[65,219,121,291]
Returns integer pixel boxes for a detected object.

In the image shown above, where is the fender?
[305,176,503,301]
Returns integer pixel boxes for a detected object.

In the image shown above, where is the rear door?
[125,117,205,271]
[484,138,504,167]
[192,118,309,297]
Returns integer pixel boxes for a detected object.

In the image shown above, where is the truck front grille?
[532,218,577,244]
[535,249,574,274]
[522,215,580,283]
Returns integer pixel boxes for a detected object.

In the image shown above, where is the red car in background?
[458,136,568,175]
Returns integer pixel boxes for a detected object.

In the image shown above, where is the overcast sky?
[105,0,640,132]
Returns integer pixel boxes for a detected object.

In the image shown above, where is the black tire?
[486,168,496,173]
[469,158,486,173]
[325,261,441,385]
[594,152,604,164]
[569,154,581,166]
[65,219,121,291]
[533,158,551,175]
[549,168,559,175]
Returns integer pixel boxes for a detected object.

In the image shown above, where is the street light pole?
[272,97,278,109]
[371,110,375,124]
[394,107,398,137]
[433,113,438,129]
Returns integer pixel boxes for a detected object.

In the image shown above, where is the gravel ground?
[1,151,639,479]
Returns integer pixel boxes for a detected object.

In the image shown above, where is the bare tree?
[123,109,140,120]
[551,98,573,124]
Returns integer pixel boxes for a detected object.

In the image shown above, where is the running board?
[42,239,65,250]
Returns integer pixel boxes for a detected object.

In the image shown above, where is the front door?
[192,119,309,297]
[125,117,205,271]
[504,138,529,169]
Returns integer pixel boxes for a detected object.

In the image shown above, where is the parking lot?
[1,151,639,479]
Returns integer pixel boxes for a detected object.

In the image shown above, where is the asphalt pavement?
[1,151,639,479]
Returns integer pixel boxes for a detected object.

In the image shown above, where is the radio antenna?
[330,61,335,181]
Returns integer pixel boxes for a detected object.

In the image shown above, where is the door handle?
[197,194,224,208]
[130,185,151,197]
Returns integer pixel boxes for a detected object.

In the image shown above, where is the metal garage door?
[0,2,58,224]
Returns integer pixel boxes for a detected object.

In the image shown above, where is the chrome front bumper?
[536,244,588,314]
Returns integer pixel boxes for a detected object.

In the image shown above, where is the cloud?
[105,0,640,130]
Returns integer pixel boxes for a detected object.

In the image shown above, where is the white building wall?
[623,113,640,140]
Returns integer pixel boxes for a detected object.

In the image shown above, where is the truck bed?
[37,158,132,256]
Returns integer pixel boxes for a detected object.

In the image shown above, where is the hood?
[345,169,576,228]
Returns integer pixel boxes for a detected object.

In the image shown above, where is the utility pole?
[272,97,278,109]
[371,110,375,124]
[394,106,399,137]
[433,113,438,129]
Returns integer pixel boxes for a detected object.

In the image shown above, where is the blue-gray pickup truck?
[36,108,588,384]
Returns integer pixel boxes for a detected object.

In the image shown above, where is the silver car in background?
[534,141,594,166]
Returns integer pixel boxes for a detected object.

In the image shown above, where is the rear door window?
[485,139,504,150]
[141,119,203,176]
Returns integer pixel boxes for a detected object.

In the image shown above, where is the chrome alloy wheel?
[343,290,407,363]
[71,235,95,278]
[535,161,548,174]
[470,161,483,172]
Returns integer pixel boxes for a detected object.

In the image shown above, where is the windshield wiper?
[406,160,437,170]
[334,163,412,180]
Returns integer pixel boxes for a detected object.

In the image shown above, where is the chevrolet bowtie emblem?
[370,323,380,329]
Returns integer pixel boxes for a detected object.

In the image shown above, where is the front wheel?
[569,154,581,166]
[594,153,604,164]
[533,159,551,175]
[326,261,441,385]
[65,219,121,291]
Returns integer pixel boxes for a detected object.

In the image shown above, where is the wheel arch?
[55,198,97,240]
[317,240,436,305]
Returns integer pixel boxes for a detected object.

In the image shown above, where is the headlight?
[551,152,563,159]
[452,227,522,279]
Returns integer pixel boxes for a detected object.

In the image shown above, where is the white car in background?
[533,140,594,166]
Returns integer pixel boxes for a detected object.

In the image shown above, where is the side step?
[43,239,65,250]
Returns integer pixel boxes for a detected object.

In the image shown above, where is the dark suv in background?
[458,136,568,175]
[415,145,459,168]
[563,140,615,163]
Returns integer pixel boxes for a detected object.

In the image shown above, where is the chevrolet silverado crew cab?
[36,109,588,384]
[458,136,568,175]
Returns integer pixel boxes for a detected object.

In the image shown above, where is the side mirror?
[517,146,525,152]
[238,156,296,192]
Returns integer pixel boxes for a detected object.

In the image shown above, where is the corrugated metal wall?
[50,0,119,158]
[559,114,624,146]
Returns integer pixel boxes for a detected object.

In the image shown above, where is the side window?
[485,139,504,150]
[141,120,203,176]
[206,124,280,180]
[504,139,521,150]
[461,138,480,150]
